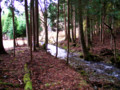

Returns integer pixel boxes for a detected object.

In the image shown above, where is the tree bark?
[0,1,6,54]
[44,0,48,50]
[86,10,91,49]
[30,0,33,61]
[32,0,37,51]
[24,0,30,46]
[56,0,60,58]
[71,4,75,43]
[79,0,89,60]
[11,0,16,57]
[63,0,67,40]
[35,0,39,47]
[73,6,76,41]
[67,0,70,64]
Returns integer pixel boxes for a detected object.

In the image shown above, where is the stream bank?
[47,43,120,89]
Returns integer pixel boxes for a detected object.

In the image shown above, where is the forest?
[0,0,120,89]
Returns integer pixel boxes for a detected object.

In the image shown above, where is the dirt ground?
[0,47,93,90]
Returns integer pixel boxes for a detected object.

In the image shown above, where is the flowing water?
[47,44,120,81]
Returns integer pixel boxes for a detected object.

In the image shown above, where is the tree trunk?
[73,6,76,41]
[101,1,106,44]
[79,0,89,60]
[32,0,37,51]
[90,19,93,42]
[86,10,91,49]
[44,0,48,50]
[56,0,60,58]
[30,0,33,61]
[63,0,67,40]
[110,17,114,50]
[11,0,16,57]
[67,0,70,64]
[24,0,30,46]
[71,4,75,43]
[0,2,6,54]
[35,0,39,47]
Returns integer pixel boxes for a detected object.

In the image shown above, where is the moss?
[23,73,31,83]
[24,64,29,73]
[23,64,32,90]
[24,81,32,90]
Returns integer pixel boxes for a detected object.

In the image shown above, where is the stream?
[47,44,120,88]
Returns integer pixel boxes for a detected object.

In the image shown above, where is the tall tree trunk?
[11,0,16,57]
[101,1,106,44]
[99,0,103,43]
[71,4,75,43]
[67,0,70,64]
[100,18,103,42]
[78,9,81,44]
[32,0,36,51]
[110,16,114,50]
[56,0,60,58]
[30,0,33,61]
[63,0,67,40]
[90,19,93,42]
[86,10,91,49]
[44,0,48,50]
[79,0,89,60]
[35,0,39,47]
[73,6,76,41]
[0,1,6,54]
[24,0,30,46]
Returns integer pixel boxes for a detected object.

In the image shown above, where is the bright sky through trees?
[1,0,57,13]
[1,0,25,13]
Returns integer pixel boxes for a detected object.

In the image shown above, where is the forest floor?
[0,46,93,90]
